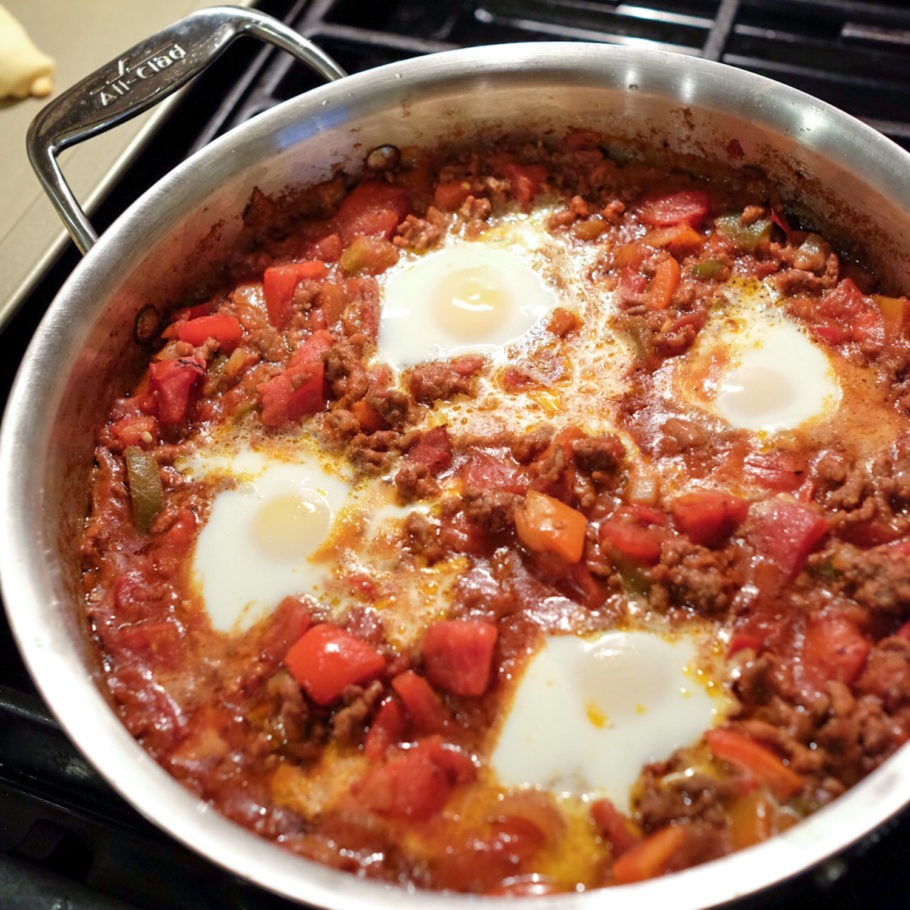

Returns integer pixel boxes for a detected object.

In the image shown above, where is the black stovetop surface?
[2,1,910,907]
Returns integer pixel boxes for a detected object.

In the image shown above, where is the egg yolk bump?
[432,265,513,340]
[182,451,354,633]
[252,492,333,560]
[377,243,558,368]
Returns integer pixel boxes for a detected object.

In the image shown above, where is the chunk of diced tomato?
[565,128,601,150]
[459,451,527,493]
[433,179,474,211]
[332,181,410,244]
[259,596,312,663]
[148,354,206,425]
[851,308,885,348]
[110,414,158,448]
[514,490,587,563]
[364,696,407,760]
[148,509,196,574]
[599,504,667,566]
[619,264,649,307]
[421,619,498,696]
[438,513,492,557]
[354,736,475,820]
[743,450,808,492]
[591,798,642,857]
[745,498,828,582]
[818,278,874,323]
[307,232,343,262]
[639,189,710,229]
[705,727,803,800]
[259,329,334,427]
[670,490,749,547]
[176,313,243,351]
[502,162,548,209]
[426,735,477,785]
[391,670,451,732]
[406,425,453,476]
[802,609,869,689]
[114,620,183,666]
[284,622,385,705]
[796,279,883,349]
[263,260,329,329]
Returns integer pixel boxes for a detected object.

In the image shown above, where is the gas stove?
[2,2,910,907]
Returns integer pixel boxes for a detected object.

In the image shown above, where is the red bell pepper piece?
[706,727,803,800]
[284,623,385,705]
[514,490,588,563]
[110,414,158,448]
[642,255,680,310]
[611,824,689,884]
[332,180,410,244]
[176,313,243,351]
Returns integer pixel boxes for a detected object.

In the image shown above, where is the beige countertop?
[0,1,237,329]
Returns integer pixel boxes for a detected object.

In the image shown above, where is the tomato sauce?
[81,132,910,893]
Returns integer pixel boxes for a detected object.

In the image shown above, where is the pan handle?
[26,5,346,254]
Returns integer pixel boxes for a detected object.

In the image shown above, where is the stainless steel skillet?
[3,5,910,908]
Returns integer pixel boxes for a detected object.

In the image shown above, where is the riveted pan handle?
[27,5,346,254]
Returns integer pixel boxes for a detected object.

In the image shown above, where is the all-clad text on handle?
[27,4,346,254]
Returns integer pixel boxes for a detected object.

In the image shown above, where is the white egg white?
[673,279,841,434]
[380,210,636,446]
[376,215,576,370]
[178,447,357,633]
[491,628,729,811]
[176,442,467,643]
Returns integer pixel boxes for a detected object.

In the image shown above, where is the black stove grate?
[194,0,910,154]
[3,1,910,908]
